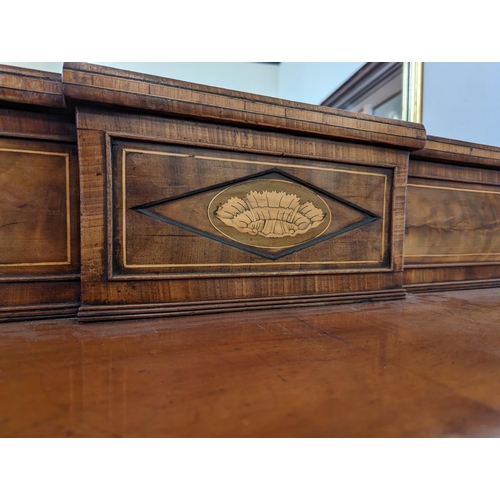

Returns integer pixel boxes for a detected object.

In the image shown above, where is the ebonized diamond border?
[131,168,382,261]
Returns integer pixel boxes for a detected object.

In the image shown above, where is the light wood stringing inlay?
[406,183,500,258]
[208,180,331,248]
[0,148,71,267]
[121,149,389,268]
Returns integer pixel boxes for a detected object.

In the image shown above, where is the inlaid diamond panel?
[133,170,379,260]
[112,140,392,277]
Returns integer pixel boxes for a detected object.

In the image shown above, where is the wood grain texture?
[63,62,426,151]
[70,63,421,321]
[0,66,80,321]
[77,107,409,169]
[0,139,78,272]
[75,93,410,321]
[404,266,500,292]
[0,108,76,142]
[1,288,500,437]
[405,178,500,264]
[0,64,65,108]
[78,287,406,322]
[114,140,390,276]
[0,281,79,321]
[408,158,500,186]
[411,135,500,168]
[405,137,500,292]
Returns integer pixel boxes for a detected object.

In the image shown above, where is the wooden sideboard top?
[2,288,500,437]
[62,62,426,151]
[411,135,500,169]
[0,64,65,108]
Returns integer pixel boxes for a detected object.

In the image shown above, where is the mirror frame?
[402,62,424,123]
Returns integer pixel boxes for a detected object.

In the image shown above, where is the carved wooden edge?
[79,109,408,169]
[77,289,406,322]
[0,303,80,321]
[410,135,500,169]
[0,64,65,108]
[405,279,500,294]
[62,62,426,151]
[0,274,80,283]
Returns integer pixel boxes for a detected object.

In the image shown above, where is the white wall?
[278,62,365,105]
[423,62,500,146]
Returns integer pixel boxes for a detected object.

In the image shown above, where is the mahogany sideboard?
[61,62,426,322]
[1,62,499,323]
[0,65,80,321]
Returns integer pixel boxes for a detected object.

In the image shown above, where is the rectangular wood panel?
[405,178,500,265]
[404,136,500,292]
[111,140,393,279]
[0,138,79,278]
[0,147,70,266]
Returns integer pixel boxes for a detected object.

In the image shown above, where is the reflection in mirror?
[374,93,403,120]
[321,62,423,123]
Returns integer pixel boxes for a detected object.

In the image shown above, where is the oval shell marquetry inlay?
[208,179,331,249]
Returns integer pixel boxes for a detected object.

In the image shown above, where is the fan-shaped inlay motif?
[208,179,331,248]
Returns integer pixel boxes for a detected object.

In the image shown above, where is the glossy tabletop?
[1,289,500,437]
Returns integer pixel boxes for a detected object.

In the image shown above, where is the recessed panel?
[112,140,392,277]
[405,178,500,264]
[0,148,69,267]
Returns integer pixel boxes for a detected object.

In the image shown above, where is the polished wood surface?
[405,178,500,264]
[0,66,80,321]
[0,139,78,270]
[1,288,499,437]
[405,136,500,292]
[2,63,500,327]
[68,63,425,321]
[116,140,390,272]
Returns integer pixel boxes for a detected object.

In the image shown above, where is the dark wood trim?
[405,279,500,293]
[0,303,79,321]
[77,289,406,322]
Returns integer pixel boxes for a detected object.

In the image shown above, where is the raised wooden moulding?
[62,62,426,322]
[0,65,80,321]
[404,135,500,292]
